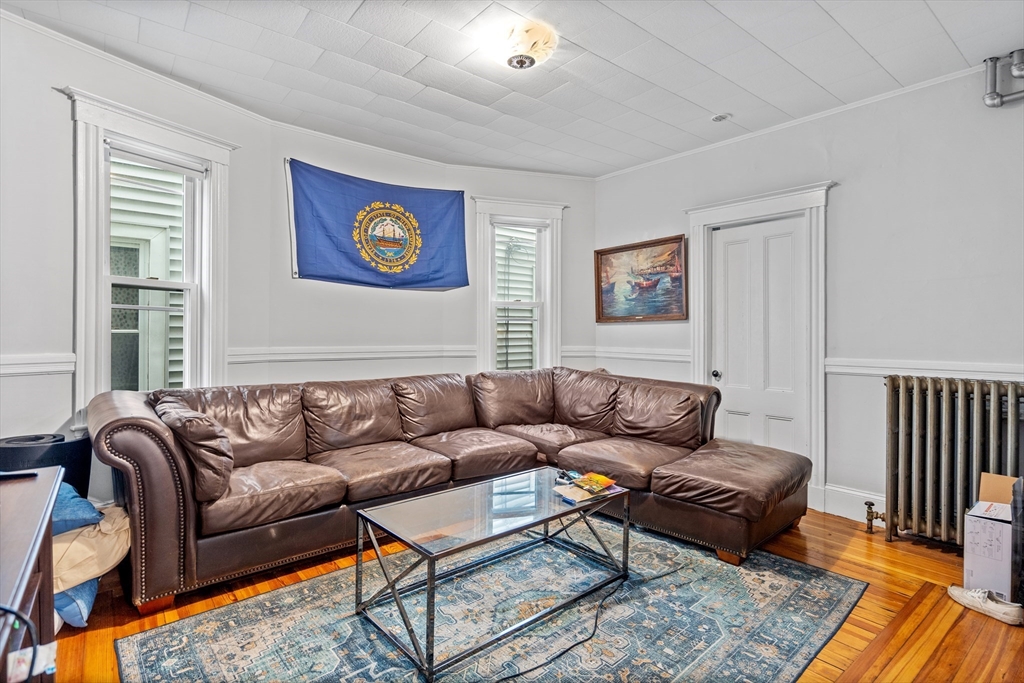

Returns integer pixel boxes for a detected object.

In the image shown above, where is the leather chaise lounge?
[88,367,811,613]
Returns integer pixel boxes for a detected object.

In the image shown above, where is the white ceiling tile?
[823,67,901,103]
[319,79,377,107]
[713,1,805,28]
[758,78,843,118]
[540,83,603,110]
[488,114,536,136]
[459,2,522,42]
[171,55,238,91]
[794,47,881,86]
[555,53,622,85]
[530,0,617,40]
[496,1,543,18]
[294,1,361,24]
[139,19,213,60]
[500,68,570,98]
[206,41,275,78]
[725,103,792,130]
[4,0,59,19]
[678,76,750,111]
[405,57,472,90]
[445,120,494,141]
[507,138,555,157]
[824,0,924,35]
[105,0,190,30]
[850,7,945,56]
[104,35,175,74]
[518,125,564,145]
[353,35,425,74]
[224,1,309,36]
[575,94,631,122]
[934,0,1023,59]
[291,111,369,139]
[409,86,471,116]
[953,24,1024,67]
[183,3,262,50]
[638,127,706,152]
[449,74,513,106]
[191,1,231,12]
[292,10,372,57]
[573,13,652,60]
[58,0,139,41]
[648,98,713,126]
[451,99,504,125]
[309,50,379,86]
[456,49,516,82]
[223,71,291,103]
[376,117,456,147]
[404,0,491,30]
[365,96,457,131]
[477,131,522,150]
[474,147,518,164]
[206,87,303,122]
[0,4,22,18]
[493,92,545,117]
[253,29,325,69]
[406,21,478,64]
[600,0,669,23]
[348,1,431,45]
[615,39,689,77]
[535,37,587,71]
[729,61,808,98]
[588,72,656,100]
[637,1,727,45]
[361,69,426,99]
[557,117,615,138]
[603,109,663,133]
[745,2,838,51]
[706,42,788,81]
[678,116,746,142]
[678,18,759,64]
[264,60,328,94]
[443,137,489,156]
[873,33,969,86]
[168,74,203,90]
[778,26,863,68]
[623,88,689,114]
[646,56,717,94]
[523,104,579,128]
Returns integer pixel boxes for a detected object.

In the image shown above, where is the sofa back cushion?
[302,380,404,454]
[151,385,306,467]
[391,373,476,439]
[612,382,702,449]
[471,369,553,428]
[154,395,233,502]
[553,367,620,433]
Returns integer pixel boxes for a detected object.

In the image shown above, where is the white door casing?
[687,182,834,509]
[711,215,809,453]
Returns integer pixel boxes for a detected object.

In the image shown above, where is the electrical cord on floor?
[491,521,704,681]
[0,604,38,683]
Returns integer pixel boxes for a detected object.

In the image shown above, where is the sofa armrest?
[87,391,198,606]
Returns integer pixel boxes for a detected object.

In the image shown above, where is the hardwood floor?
[54,511,1022,682]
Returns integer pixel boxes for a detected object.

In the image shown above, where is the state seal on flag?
[352,202,422,273]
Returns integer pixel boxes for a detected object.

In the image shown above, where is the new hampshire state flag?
[286,159,468,290]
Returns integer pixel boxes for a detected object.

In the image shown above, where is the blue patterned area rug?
[116,519,865,681]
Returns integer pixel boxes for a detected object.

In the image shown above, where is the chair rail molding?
[227,346,477,365]
[825,357,1024,382]
[0,354,77,377]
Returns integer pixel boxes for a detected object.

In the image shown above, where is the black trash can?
[0,433,92,497]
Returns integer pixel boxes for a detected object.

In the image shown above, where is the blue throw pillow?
[51,483,103,536]
[54,578,100,628]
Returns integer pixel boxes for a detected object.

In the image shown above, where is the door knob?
[711,370,722,380]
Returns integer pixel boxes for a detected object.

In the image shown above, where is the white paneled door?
[711,214,810,455]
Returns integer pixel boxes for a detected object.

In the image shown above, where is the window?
[64,88,235,430]
[474,197,565,372]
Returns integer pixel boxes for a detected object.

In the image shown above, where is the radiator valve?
[864,500,885,534]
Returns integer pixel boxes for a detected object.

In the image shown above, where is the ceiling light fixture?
[492,19,558,70]
[711,113,731,122]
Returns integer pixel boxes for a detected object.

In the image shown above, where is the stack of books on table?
[553,472,625,505]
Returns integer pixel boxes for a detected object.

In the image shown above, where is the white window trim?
[63,87,238,432]
[473,196,566,372]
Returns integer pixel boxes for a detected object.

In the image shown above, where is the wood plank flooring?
[53,511,1021,682]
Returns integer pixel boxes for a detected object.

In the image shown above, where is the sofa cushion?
[553,367,620,433]
[152,385,306,467]
[495,424,609,464]
[650,439,813,522]
[392,374,477,440]
[470,369,553,429]
[557,436,692,490]
[611,382,702,450]
[309,441,452,502]
[412,428,538,480]
[302,380,404,454]
[154,395,234,502]
[200,461,347,535]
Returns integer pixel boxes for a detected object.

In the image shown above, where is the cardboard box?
[963,472,1022,602]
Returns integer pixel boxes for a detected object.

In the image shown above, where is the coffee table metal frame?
[355,473,630,682]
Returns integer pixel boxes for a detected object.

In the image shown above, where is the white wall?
[0,16,596,499]
[595,68,1024,520]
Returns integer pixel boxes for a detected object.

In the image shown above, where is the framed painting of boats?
[595,235,687,323]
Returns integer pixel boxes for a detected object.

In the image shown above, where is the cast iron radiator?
[883,376,1024,544]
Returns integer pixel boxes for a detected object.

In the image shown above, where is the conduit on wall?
[983,49,1024,107]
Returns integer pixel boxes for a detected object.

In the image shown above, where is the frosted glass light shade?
[495,20,558,69]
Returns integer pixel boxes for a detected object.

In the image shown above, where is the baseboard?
[0,353,77,376]
[825,357,1024,382]
[809,483,885,527]
[227,345,477,364]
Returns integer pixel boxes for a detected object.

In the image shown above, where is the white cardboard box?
[963,473,1021,602]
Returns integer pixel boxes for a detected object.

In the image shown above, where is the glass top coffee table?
[355,466,630,681]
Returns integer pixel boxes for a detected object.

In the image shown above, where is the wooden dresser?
[0,466,62,683]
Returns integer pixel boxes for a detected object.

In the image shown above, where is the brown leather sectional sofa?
[87,367,811,613]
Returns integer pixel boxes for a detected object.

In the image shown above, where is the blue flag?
[287,159,468,290]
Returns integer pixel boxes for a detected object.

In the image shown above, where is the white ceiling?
[4,0,1022,177]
